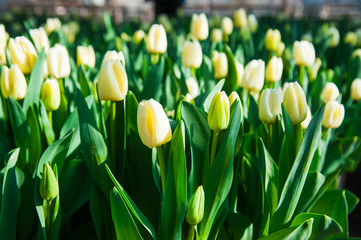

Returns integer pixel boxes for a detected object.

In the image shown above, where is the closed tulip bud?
[137,99,172,148]
[322,101,344,129]
[40,79,61,111]
[327,27,340,48]
[186,186,205,225]
[351,49,361,60]
[234,8,248,28]
[208,91,230,132]
[221,17,233,36]
[308,58,322,82]
[186,77,200,98]
[258,88,283,123]
[320,82,339,103]
[276,42,285,57]
[301,106,312,129]
[266,56,283,82]
[241,59,265,92]
[8,37,38,74]
[191,13,209,41]
[247,14,258,33]
[146,24,167,54]
[301,33,313,43]
[98,51,128,101]
[211,28,223,42]
[350,78,361,101]
[0,25,9,65]
[182,40,202,69]
[228,91,242,117]
[236,60,244,87]
[1,65,27,100]
[133,30,145,45]
[293,40,316,67]
[47,44,70,79]
[183,93,194,104]
[29,27,49,53]
[282,82,291,95]
[344,32,357,46]
[265,29,281,52]
[77,45,96,68]
[283,82,307,125]
[62,23,77,43]
[212,52,228,80]
[40,163,59,201]
[44,18,61,36]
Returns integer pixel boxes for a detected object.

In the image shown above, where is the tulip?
[301,106,312,129]
[247,14,258,33]
[8,36,38,74]
[44,18,61,36]
[1,65,27,100]
[276,42,285,57]
[62,21,80,43]
[221,17,233,36]
[133,29,145,45]
[47,44,70,79]
[283,82,307,125]
[236,60,244,87]
[211,28,223,42]
[98,51,128,101]
[240,59,265,92]
[265,29,281,52]
[40,163,59,201]
[183,93,194,104]
[0,25,9,65]
[29,27,49,53]
[146,24,167,54]
[40,79,61,112]
[282,82,291,95]
[190,13,209,41]
[322,101,345,129]
[186,77,200,98]
[208,91,230,132]
[186,186,205,225]
[293,40,316,67]
[258,88,283,123]
[301,33,313,43]
[351,49,361,60]
[308,58,322,82]
[77,45,96,68]
[350,78,361,101]
[212,52,228,80]
[344,32,357,46]
[327,27,340,48]
[182,40,202,69]
[228,91,242,117]
[234,8,248,28]
[320,82,339,103]
[137,99,172,148]
[265,56,283,82]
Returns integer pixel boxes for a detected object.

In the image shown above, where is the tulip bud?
[350,78,361,101]
[322,101,344,129]
[265,29,281,52]
[211,28,223,42]
[8,36,38,74]
[247,14,258,33]
[62,23,78,43]
[182,40,203,69]
[221,17,233,36]
[236,60,244,87]
[40,79,61,111]
[293,40,316,67]
[308,58,322,82]
[1,65,27,100]
[258,88,283,123]
[234,8,248,28]
[29,27,49,53]
[137,99,172,148]
[77,45,96,68]
[276,42,285,57]
[320,82,339,103]
[44,18,61,35]
[228,91,242,117]
[351,49,361,60]
[301,33,313,43]
[0,25,9,65]
[190,13,209,41]
[208,91,230,132]
[265,56,283,82]
[283,82,307,125]
[301,106,312,129]
[212,52,228,80]
[40,163,59,201]
[98,51,128,101]
[47,44,70,79]
[186,77,200,98]
[327,27,340,48]
[133,29,145,45]
[146,24,167,54]
[183,93,194,104]
[344,32,357,46]
[186,186,205,225]
[282,82,291,95]
[240,59,265,92]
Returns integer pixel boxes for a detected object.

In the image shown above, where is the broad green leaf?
[141,56,165,101]
[202,79,225,113]
[226,212,253,240]
[27,105,42,173]
[78,64,91,97]
[223,45,238,94]
[259,219,313,240]
[126,91,139,134]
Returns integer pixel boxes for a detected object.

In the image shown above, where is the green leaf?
[142,56,165,101]
[225,212,253,240]
[259,219,313,240]
[39,101,55,145]
[222,45,238,94]
[27,105,42,174]
[78,64,91,97]
[202,79,225,113]
[126,91,139,134]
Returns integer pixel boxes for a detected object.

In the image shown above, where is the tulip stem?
[151,54,160,65]
[190,67,196,78]
[210,131,219,169]
[111,101,116,172]
[48,111,53,128]
[46,200,52,239]
[156,146,166,195]
[187,225,195,240]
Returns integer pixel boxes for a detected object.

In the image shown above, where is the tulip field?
[1,7,361,240]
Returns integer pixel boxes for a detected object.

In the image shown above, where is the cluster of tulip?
[0,7,360,240]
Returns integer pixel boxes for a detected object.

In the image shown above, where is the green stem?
[111,101,116,172]
[46,200,52,239]
[299,65,305,88]
[210,131,219,169]
[48,111,53,129]
[190,67,196,78]
[187,225,195,240]
[156,146,166,195]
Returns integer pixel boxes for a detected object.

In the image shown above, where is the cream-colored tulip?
[98,51,128,101]
[0,25,9,65]
[309,58,322,82]
[77,45,96,68]
[276,42,285,57]
[282,82,291,95]
[301,106,312,129]
[133,30,145,45]
[1,65,27,100]
[234,8,248,28]
[265,56,283,82]
[44,18,61,36]
[211,28,223,42]
[229,91,240,107]
[301,33,313,43]
[351,49,361,60]
[186,77,200,98]
[29,27,49,53]
[212,52,228,80]
[137,99,172,148]
[240,59,265,92]
[320,82,339,103]
[146,24,167,54]
[351,78,361,101]
[8,36,38,74]
[247,14,258,33]
[258,88,283,123]
[208,91,230,132]
[327,27,340,48]
[293,40,316,67]
[47,44,70,79]
[191,13,209,41]
[221,17,233,36]
[283,81,307,125]
[322,101,344,129]
[236,60,244,87]
[62,21,80,44]
[40,78,61,111]
[265,29,281,52]
[182,40,202,69]
[344,32,357,46]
